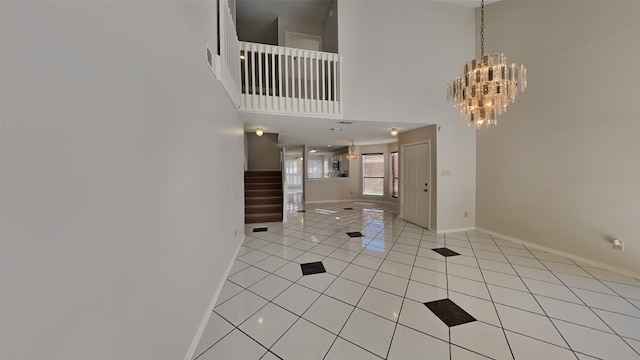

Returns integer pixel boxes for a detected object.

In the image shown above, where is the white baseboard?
[183,234,245,360]
[437,227,476,234]
[476,227,640,279]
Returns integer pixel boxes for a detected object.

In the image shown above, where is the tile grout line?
[238,206,377,358]
[463,232,517,360]
[383,225,428,359]
[207,206,640,360]
[572,260,640,313]
[490,235,582,359]
[264,210,387,358]
[524,246,640,358]
[213,208,367,357]
[321,210,406,360]
[443,233,453,360]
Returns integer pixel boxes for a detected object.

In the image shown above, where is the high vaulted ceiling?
[237,0,498,146]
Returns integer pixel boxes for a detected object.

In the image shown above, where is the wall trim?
[476,227,640,279]
[183,234,245,360]
[437,227,476,234]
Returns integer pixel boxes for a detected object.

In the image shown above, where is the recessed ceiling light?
[309,149,318,153]
[327,145,332,147]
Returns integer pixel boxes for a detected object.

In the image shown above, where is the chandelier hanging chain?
[446,0,527,129]
[480,0,485,58]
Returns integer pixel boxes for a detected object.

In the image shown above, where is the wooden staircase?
[244,170,283,223]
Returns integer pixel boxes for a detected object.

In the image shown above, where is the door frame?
[400,140,432,230]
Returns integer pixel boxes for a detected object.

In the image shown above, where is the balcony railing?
[217,0,342,117]
[217,0,240,107]
[239,43,342,117]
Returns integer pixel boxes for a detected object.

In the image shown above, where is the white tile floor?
[194,202,640,360]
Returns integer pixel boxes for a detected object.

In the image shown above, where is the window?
[391,151,398,198]
[285,159,301,185]
[362,153,384,196]
[308,159,323,178]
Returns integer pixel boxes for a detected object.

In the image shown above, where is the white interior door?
[401,141,431,229]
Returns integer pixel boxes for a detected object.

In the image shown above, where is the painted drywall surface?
[277,16,324,48]
[247,132,281,170]
[436,120,476,232]
[323,0,338,53]
[398,126,438,230]
[306,178,360,202]
[1,2,244,360]
[237,10,279,45]
[229,0,237,24]
[338,0,475,125]
[338,0,477,233]
[476,1,640,274]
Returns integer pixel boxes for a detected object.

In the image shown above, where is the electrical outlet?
[612,239,624,251]
[464,211,468,218]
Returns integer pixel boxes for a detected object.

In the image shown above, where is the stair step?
[245,182,281,190]
[245,170,281,177]
[245,204,282,214]
[244,171,283,224]
[245,189,282,197]
[245,196,282,206]
[245,212,282,224]
[245,176,281,183]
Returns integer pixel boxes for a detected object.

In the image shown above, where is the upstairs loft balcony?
[239,42,342,118]
[216,0,342,118]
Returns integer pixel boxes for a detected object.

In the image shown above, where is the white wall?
[247,132,281,170]
[323,0,339,53]
[277,16,324,48]
[476,1,640,275]
[338,1,476,233]
[338,1,474,125]
[436,120,476,232]
[1,2,245,359]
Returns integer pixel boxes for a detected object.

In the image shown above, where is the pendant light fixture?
[255,128,264,136]
[346,140,358,160]
[446,0,527,128]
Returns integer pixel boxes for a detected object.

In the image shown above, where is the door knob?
[425,183,428,186]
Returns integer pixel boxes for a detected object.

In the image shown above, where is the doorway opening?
[284,146,304,213]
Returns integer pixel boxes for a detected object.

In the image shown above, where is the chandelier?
[346,140,358,160]
[446,0,527,128]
